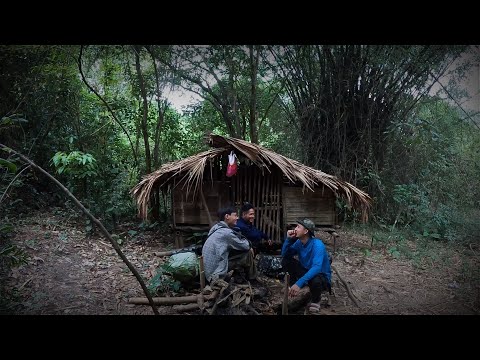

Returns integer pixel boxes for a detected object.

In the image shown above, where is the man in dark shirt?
[236,203,273,255]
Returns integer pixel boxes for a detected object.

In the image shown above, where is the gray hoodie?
[201,221,250,282]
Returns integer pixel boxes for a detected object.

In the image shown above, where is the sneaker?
[321,293,331,307]
[306,302,321,314]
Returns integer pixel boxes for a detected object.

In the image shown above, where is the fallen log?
[173,303,201,313]
[154,245,201,258]
[129,290,218,305]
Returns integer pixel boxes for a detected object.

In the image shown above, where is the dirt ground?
[2,209,479,315]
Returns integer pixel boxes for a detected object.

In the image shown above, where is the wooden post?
[199,187,213,227]
[282,272,290,315]
[174,230,183,249]
[199,255,206,291]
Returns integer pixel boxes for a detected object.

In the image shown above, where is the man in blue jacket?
[236,203,272,255]
[281,218,331,313]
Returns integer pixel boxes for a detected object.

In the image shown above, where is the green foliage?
[0,222,28,268]
[2,45,478,252]
[0,159,17,173]
[372,98,480,243]
[0,244,28,267]
[51,151,97,178]
[0,223,14,239]
[147,263,182,295]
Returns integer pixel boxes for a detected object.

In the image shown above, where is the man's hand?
[288,284,300,298]
[287,229,296,238]
[267,239,273,246]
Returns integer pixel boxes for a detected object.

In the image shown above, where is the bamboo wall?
[172,158,337,240]
[232,164,283,242]
[173,180,229,225]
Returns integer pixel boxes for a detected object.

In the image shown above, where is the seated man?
[236,202,273,255]
[202,206,257,284]
[281,218,332,313]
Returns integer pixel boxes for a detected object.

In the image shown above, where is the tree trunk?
[134,46,152,175]
[249,45,260,144]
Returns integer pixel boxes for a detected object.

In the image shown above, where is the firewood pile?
[128,277,271,315]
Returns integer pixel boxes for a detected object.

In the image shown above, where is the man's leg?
[307,274,329,303]
[281,257,307,284]
[228,249,257,280]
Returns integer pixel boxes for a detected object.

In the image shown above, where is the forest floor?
[2,208,479,315]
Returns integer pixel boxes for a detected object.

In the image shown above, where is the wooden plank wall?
[283,186,336,230]
[232,165,283,241]
[173,181,229,225]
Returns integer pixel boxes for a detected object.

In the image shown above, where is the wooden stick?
[217,287,241,305]
[197,293,205,312]
[331,265,359,307]
[155,250,178,257]
[199,255,206,291]
[210,285,228,315]
[282,272,290,315]
[154,244,202,258]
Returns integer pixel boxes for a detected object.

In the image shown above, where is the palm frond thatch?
[132,134,372,221]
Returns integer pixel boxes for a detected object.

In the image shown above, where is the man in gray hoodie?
[202,206,258,283]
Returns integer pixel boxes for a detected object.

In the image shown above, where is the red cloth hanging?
[226,150,238,177]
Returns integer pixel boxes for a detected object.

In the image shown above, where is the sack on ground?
[166,252,199,283]
[257,254,284,278]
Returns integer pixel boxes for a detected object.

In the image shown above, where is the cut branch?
[332,265,359,307]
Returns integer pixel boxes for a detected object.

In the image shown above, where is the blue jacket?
[236,218,269,247]
[281,236,332,288]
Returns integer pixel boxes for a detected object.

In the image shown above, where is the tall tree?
[268,45,466,190]
[153,45,279,143]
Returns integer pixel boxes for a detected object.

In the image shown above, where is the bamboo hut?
[132,134,371,245]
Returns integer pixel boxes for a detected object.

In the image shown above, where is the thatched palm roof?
[132,134,372,221]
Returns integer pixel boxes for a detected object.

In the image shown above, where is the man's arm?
[281,230,298,258]
[238,220,267,242]
[228,230,251,251]
[295,244,324,288]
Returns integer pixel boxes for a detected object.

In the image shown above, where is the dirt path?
[4,209,168,315]
[317,230,479,315]
[3,210,479,315]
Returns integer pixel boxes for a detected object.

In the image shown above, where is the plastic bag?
[167,252,199,283]
[226,150,238,177]
[257,254,284,279]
